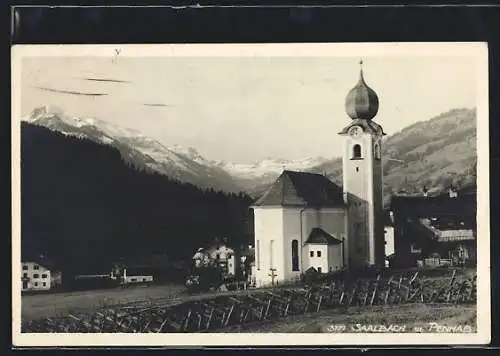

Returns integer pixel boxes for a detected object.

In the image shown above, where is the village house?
[252,60,386,287]
[21,261,62,292]
[384,211,395,267]
[192,241,241,277]
[389,186,477,268]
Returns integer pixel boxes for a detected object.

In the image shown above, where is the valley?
[24,106,477,204]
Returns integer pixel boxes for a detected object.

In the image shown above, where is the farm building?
[21,261,62,292]
[119,266,155,285]
[192,241,241,277]
[389,186,477,268]
[383,211,395,267]
[252,61,386,287]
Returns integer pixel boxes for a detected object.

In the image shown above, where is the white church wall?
[301,208,346,235]
[327,244,343,272]
[253,207,284,287]
[282,208,303,283]
[283,207,347,281]
[306,244,329,273]
[253,206,348,286]
[306,244,343,273]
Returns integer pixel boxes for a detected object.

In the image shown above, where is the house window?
[22,265,28,270]
[310,251,314,257]
[317,251,322,258]
[317,267,322,273]
[216,254,220,260]
[34,265,39,270]
[41,274,48,279]
[352,144,362,159]
[291,240,299,271]
[23,273,28,278]
[33,274,39,278]
[42,282,46,287]
[34,282,38,287]
[256,240,260,270]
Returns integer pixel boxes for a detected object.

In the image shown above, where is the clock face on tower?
[349,126,362,137]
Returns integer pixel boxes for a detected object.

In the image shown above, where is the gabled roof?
[252,170,345,207]
[390,190,476,218]
[305,227,343,245]
[22,256,58,271]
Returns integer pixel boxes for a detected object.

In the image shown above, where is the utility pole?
[268,268,277,287]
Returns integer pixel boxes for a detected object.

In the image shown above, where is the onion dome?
[345,60,379,120]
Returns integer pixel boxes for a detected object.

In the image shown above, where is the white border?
[11,42,490,346]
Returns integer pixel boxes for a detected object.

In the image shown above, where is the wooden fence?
[22,269,476,333]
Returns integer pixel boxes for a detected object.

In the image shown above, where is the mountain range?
[23,105,477,205]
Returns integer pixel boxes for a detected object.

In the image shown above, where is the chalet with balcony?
[389,186,477,268]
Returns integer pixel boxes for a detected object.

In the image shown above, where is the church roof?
[305,227,343,245]
[338,119,386,136]
[252,170,345,207]
[345,61,380,121]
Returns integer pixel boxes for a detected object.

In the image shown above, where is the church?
[251,61,386,287]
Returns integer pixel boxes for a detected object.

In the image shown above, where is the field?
[21,283,187,321]
[20,267,477,333]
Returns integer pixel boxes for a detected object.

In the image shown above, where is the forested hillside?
[21,123,254,275]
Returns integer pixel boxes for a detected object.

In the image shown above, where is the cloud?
[142,103,172,108]
[80,77,130,84]
[35,86,108,96]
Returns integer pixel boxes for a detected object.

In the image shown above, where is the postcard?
[11,42,490,346]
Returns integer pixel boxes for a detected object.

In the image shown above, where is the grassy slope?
[218,303,477,333]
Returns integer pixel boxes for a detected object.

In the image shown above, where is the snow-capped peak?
[167,144,209,165]
[26,105,64,122]
[22,106,332,192]
[22,106,245,191]
[25,106,147,139]
[217,156,330,179]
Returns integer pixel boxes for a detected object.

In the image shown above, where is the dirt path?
[21,284,186,321]
[21,284,299,321]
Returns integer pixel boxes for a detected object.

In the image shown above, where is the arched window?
[374,143,381,160]
[352,144,362,159]
[291,239,299,271]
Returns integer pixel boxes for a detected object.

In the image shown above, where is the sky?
[20,51,479,163]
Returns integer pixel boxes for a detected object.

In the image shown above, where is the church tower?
[339,60,386,269]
